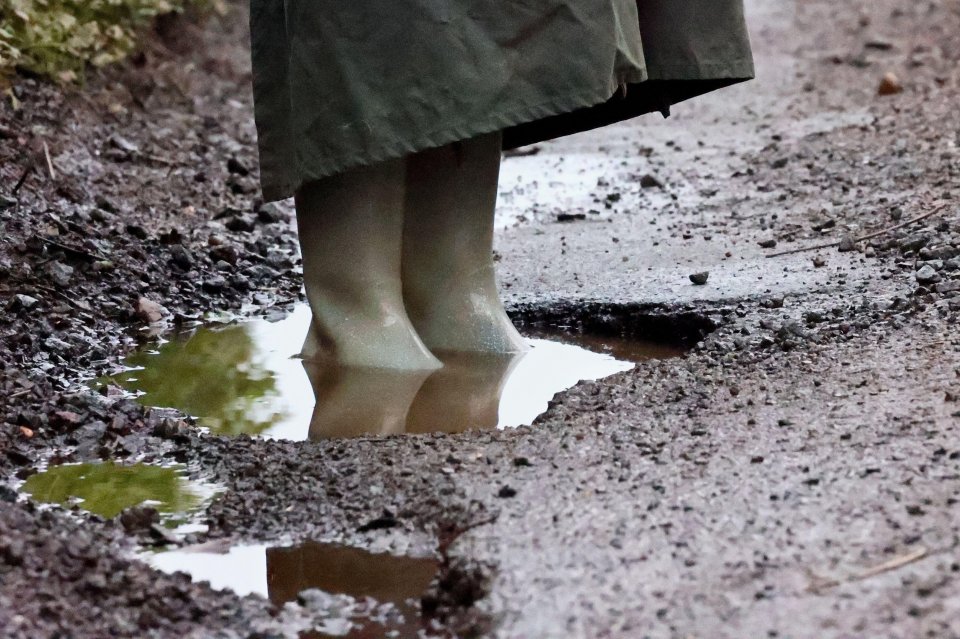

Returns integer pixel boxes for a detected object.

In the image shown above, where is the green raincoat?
[250,0,754,202]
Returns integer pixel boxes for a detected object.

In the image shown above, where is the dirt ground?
[2,0,960,637]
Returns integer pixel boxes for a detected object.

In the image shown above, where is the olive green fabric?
[250,1,754,202]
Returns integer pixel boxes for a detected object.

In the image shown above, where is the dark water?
[102,305,684,440]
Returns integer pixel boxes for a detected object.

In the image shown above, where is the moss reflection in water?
[23,462,201,520]
[111,324,284,436]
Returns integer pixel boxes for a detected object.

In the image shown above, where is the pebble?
[135,297,167,324]
[9,294,39,311]
[169,245,193,270]
[689,272,710,285]
[837,237,857,252]
[47,261,74,287]
[915,264,941,284]
[225,217,255,233]
[758,239,777,249]
[877,71,904,96]
[639,174,663,189]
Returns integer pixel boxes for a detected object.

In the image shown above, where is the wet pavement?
[2,0,960,637]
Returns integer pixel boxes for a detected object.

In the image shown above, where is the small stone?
[915,264,941,284]
[758,239,777,249]
[109,133,139,154]
[202,276,227,293]
[689,272,710,285]
[226,157,249,176]
[126,224,149,240]
[837,237,857,252]
[169,245,193,270]
[119,505,159,532]
[8,294,39,311]
[257,205,282,224]
[813,256,827,268]
[209,244,239,266]
[877,72,903,96]
[556,213,586,223]
[225,217,255,233]
[47,261,74,287]
[136,297,167,323]
[639,174,663,188]
[497,485,517,498]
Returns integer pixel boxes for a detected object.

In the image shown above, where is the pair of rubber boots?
[296,131,526,371]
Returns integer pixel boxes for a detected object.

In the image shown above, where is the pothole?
[100,304,695,440]
[146,539,439,638]
[21,461,215,532]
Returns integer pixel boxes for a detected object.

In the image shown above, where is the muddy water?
[22,462,210,524]
[105,305,682,440]
[147,540,437,637]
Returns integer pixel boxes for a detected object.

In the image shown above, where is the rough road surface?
[2,0,960,637]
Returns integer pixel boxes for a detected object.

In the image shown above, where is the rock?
[639,174,663,188]
[689,272,710,285]
[125,224,149,240]
[168,245,193,270]
[209,244,239,266]
[758,239,777,249]
[135,297,167,323]
[877,72,903,96]
[47,261,74,287]
[8,294,39,311]
[837,237,857,252]
[770,157,789,169]
[202,276,227,293]
[556,213,586,223]
[109,133,139,154]
[813,256,827,268]
[119,506,159,532]
[159,228,184,245]
[257,206,282,224]
[900,234,931,253]
[497,485,517,498]
[226,157,249,176]
[225,217,255,233]
[915,264,941,284]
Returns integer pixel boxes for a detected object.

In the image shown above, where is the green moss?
[22,462,202,519]
[0,0,209,81]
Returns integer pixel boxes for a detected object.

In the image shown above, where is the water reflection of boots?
[303,362,430,440]
[405,351,524,434]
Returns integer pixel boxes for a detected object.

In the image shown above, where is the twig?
[766,203,950,258]
[856,546,929,581]
[42,141,56,180]
[39,237,109,262]
[810,546,929,592]
[12,164,34,195]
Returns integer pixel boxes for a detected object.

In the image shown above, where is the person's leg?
[402,131,528,354]
[296,159,441,370]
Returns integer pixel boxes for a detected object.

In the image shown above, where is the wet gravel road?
[2,0,960,637]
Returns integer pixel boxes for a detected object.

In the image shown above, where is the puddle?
[104,305,680,440]
[147,540,437,638]
[21,462,210,525]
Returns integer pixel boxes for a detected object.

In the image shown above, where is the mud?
[2,0,960,637]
